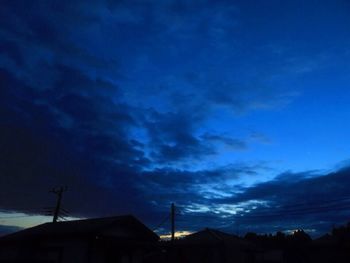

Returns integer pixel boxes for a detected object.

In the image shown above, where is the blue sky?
[1,0,350,237]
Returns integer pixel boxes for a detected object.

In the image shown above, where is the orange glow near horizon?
[159,230,193,240]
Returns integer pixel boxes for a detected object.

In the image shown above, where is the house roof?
[178,228,254,248]
[0,215,159,243]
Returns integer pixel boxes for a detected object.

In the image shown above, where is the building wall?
[0,239,88,263]
[90,243,147,263]
[0,239,154,263]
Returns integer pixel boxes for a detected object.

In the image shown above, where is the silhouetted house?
[245,230,313,263]
[308,233,350,263]
[166,228,256,263]
[0,215,159,263]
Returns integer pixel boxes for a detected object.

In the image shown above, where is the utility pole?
[171,203,175,242]
[50,186,66,223]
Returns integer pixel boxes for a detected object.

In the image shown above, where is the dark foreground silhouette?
[0,216,349,263]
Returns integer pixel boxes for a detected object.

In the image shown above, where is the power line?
[172,199,350,225]
[236,204,350,220]
[153,214,170,231]
[235,200,350,218]
[269,195,350,210]
[242,197,350,215]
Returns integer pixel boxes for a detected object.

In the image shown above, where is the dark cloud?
[137,163,268,216]
[201,133,247,150]
[208,167,350,235]
[0,40,23,66]
[0,0,217,224]
[135,167,350,234]
[144,110,215,163]
[141,109,249,164]
[219,169,348,205]
[0,66,151,218]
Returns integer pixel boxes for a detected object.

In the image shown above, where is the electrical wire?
[152,214,170,231]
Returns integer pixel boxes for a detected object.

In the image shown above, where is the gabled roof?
[178,228,254,248]
[0,215,159,242]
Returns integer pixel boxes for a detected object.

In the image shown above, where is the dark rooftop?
[178,228,254,248]
[0,215,159,242]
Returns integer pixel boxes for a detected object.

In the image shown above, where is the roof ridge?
[0,214,159,242]
[206,228,224,241]
[46,214,134,224]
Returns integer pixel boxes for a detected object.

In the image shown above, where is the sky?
[1,0,350,237]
